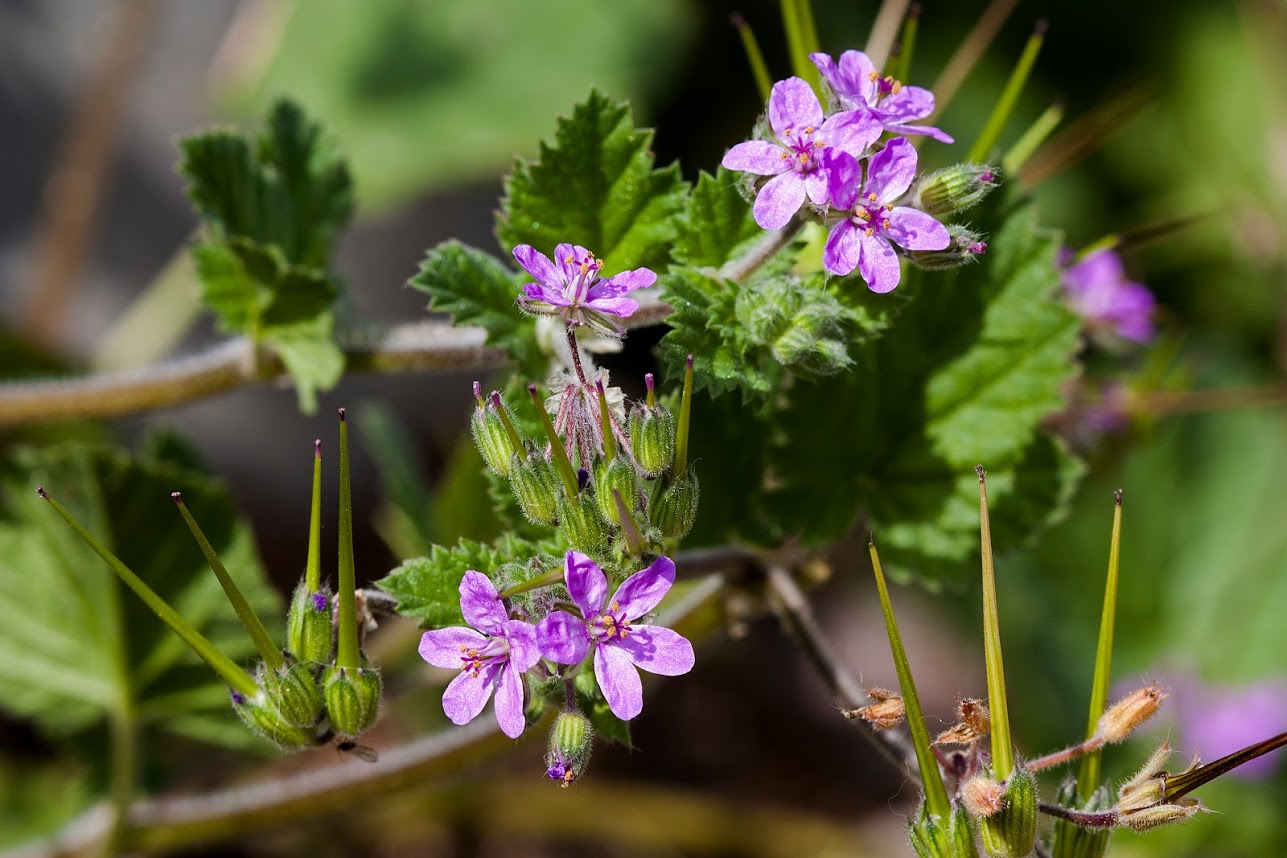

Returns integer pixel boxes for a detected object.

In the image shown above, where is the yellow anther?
[867,192,878,202]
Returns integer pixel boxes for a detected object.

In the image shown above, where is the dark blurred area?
[2,0,1286,855]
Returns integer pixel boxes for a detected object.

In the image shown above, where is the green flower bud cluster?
[733,276,855,379]
[470,357,699,567]
[908,805,977,858]
[545,711,594,787]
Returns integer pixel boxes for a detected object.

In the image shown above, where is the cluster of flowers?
[418,550,694,739]
[414,241,696,784]
[722,50,996,292]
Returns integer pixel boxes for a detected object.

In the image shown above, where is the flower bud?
[978,766,1037,858]
[545,711,593,787]
[262,659,325,728]
[593,458,638,525]
[649,470,699,540]
[509,455,561,526]
[1049,780,1111,858]
[232,690,319,751]
[471,393,523,476]
[629,405,676,478]
[322,665,382,739]
[287,582,334,664]
[912,163,999,219]
[908,225,989,271]
[557,489,612,558]
[908,803,976,858]
[1096,681,1166,744]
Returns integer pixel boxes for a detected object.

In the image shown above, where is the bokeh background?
[1,0,1285,855]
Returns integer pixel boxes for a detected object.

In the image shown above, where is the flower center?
[867,70,903,104]
[778,125,826,175]
[852,191,893,236]
[561,251,605,305]
[590,601,631,642]
[457,636,509,676]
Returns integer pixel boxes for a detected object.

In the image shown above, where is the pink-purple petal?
[595,643,644,721]
[823,222,862,276]
[506,619,540,672]
[418,626,487,669]
[831,50,878,105]
[822,110,882,156]
[880,86,936,123]
[536,610,591,664]
[722,140,789,176]
[885,207,951,251]
[523,282,571,307]
[823,149,863,210]
[617,626,694,676]
[895,124,955,145]
[753,171,807,230]
[564,551,607,617]
[599,268,656,293]
[441,663,498,725]
[866,137,918,204]
[611,556,676,620]
[768,77,823,139]
[858,233,903,293]
[512,245,559,286]
[493,662,527,738]
[804,169,829,206]
[584,295,639,317]
[458,570,507,634]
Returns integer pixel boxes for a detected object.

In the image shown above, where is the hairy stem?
[762,564,916,777]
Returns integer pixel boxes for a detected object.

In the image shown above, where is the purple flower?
[822,138,950,291]
[722,76,881,230]
[418,570,539,738]
[1172,676,1287,780]
[1059,247,1156,343]
[514,243,656,337]
[537,551,694,720]
[810,50,953,144]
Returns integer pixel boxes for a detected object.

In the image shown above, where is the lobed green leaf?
[496,90,687,273]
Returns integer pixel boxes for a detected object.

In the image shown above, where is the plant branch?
[3,564,731,858]
[762,563,917,778]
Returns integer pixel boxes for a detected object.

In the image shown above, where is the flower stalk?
[967,20,1048,163]
[305,439,323,593]
[1078,490,1124,800]
[529,383,580,497]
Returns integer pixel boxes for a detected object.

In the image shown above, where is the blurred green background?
[1,0,1285,855]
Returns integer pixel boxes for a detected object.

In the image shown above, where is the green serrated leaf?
[672,168,761,268]
[179,97,353,269]
[497,90,687,272]
[748,199,1085,586]
[408,240,538,375]
[0,444,280,749]
[378,534,551,628]
[266,313,345,414]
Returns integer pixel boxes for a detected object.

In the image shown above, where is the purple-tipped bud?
[231,689,317,751]
[338,407,347,422]
[592,457,639,526]
[472,390,524,476]
[288,581,334,664]
[509,456,561,526]
[171,491,183,504]
[36,486,47,499]
[314,439,322,458]
[322,664,382,740]
[556,490,612,558]
[546,711,593,787]
[911,163,1000,219]
[649,469,700,540]
[472,380,483,405]
[262,660,325,729]
[644,373,655,393]
[629,403,677,478]
[909,225,990,271]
